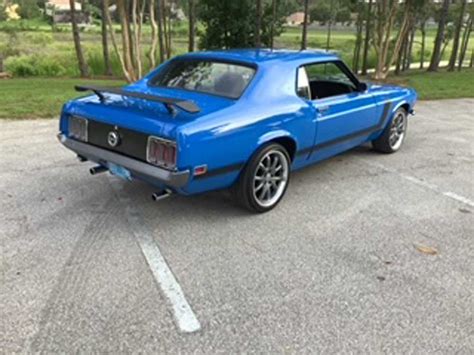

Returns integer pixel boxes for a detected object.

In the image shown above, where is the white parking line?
[108,176,201,333]
[361,159,474,208]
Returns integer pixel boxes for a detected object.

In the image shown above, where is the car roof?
[178,48,340,67]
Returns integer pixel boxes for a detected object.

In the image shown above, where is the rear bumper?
[58,133,190,188]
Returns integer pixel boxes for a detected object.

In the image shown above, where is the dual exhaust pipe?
[88,164,173,202]
[89,165,173,202]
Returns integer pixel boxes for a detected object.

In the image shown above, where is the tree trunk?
[255,0,262,47]
[428,0,450,72]
[470,49,474,67]
[69,0,89,77]
[361,0,373,75]
[149,0,159,68]
[161,0,169,59]
[270,0,277,49]
[157,0,165,62]
[100,0,112,76]
[104,0,133,82]
[352,12,363,74]
[117,0,136,80]
[166,6,172,57]
[404,24,415,71]
[188,0,195,52]
[420,21,426,69]
[448,0,468,71]
[326,20,332,51]
[458,16,472,70]
[301,0,309,50]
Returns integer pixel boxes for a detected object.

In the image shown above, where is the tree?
[269,0,277,49]
[255,0,262,47]
[100,0,112,76]
[301,0,310,50]
[448,0,468,71]
[372,0,412,80]
[69,0,89,77]
[198,0,285,49]
[458,13,472,70]
[188,0,196,52]
[428,0,450,72]
[361,0,373,75]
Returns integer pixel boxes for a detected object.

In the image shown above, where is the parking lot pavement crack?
[107,176,201,334]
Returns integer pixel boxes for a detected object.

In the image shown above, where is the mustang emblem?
[107,131,120,147]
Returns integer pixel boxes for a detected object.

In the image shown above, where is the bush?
[5,55,67,77]
[5,56,36,76]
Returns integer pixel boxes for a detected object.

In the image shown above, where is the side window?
[296,67,311,100]
[300,61,357,100]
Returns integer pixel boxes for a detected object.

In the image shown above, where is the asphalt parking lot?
[1,99,473,353]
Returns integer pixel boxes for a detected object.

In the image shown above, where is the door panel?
[312,92,378,149]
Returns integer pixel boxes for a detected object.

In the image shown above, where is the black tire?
[372,107,408,154]
[234,143,291,213]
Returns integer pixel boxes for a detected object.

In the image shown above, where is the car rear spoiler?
[75,85,200,114]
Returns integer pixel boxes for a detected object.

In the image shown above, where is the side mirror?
[358,82,368,92]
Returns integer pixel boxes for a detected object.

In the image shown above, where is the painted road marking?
[108,176,201,333]
[361,159,474,208]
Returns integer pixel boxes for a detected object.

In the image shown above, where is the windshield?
[150,60,256,99]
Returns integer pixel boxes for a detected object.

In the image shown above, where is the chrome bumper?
[58,134,190,188]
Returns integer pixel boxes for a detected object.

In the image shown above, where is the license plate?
[108,163,132,181]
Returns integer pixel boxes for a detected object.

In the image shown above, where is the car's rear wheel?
[234,143,291,213]
[372,108,408,153]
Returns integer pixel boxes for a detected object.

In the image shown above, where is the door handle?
[317,105,330,114]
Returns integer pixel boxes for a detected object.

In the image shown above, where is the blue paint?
[59,49,417,195]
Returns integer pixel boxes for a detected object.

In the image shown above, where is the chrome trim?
[58,134,189,188]
[146,135,178,170]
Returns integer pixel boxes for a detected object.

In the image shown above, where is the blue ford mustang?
[58,49,417,212]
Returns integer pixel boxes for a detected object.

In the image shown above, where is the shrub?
[5,54,67,77]
[5,56,36,76]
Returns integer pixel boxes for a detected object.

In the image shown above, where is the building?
[45,0,89,24]
[286,12,309,26]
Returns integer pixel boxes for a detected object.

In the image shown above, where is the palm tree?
[69,0,89,77]
[428,0,450,72]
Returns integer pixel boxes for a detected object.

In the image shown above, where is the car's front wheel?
[234,143,291,213]
[372,107,408,153]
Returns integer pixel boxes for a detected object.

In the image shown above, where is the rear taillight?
[69,116,88,142]
[146,136,177,169]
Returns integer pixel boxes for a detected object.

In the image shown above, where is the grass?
[1,69,472,119]
[0,78,124,119]
[383,68,474,100]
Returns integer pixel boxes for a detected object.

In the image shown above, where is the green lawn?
[0,78,124,119]
[0,69,472,119]
[383,68,474,100]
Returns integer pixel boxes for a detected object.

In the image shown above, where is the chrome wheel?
[252,150,289,208]
[389,111,407,150]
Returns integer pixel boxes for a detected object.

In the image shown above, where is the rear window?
[150,60,256,99]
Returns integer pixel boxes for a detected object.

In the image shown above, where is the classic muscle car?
[58,49,417,212]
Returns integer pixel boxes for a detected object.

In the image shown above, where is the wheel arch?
[256,131,298,161]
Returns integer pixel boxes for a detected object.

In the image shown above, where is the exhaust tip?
[151,189,173,202]
[90,165,108,175]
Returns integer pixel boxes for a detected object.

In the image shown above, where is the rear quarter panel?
[176,64,313,195]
